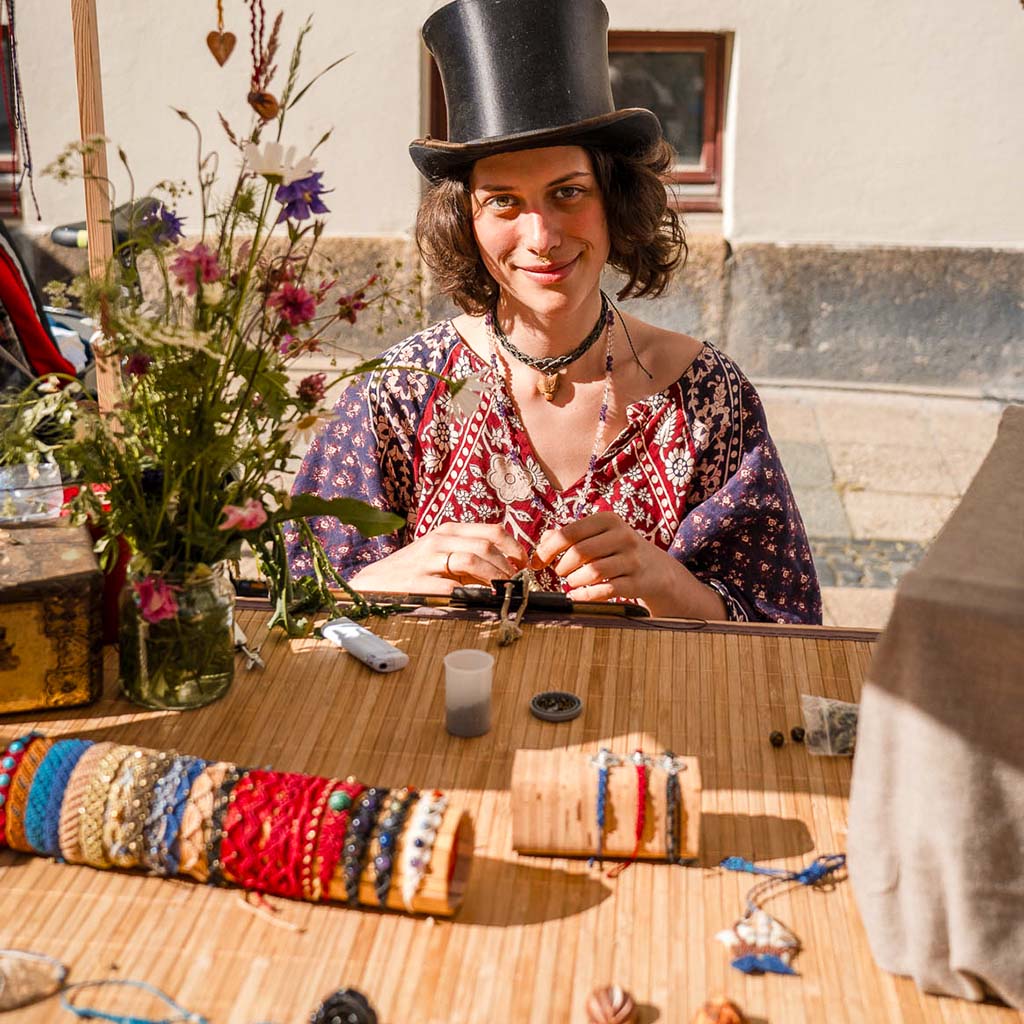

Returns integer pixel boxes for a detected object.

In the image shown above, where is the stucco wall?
[16,1,1024,248]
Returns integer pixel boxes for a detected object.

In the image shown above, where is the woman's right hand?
[348,523,527,594]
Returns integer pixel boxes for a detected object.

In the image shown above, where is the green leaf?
[287,54,352,109]
[273,493,404,538]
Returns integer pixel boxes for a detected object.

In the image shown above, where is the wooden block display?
[510,745,701,861]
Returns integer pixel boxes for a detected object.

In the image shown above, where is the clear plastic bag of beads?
[799,694,859,756]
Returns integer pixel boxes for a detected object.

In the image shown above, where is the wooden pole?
[70,0,118,415]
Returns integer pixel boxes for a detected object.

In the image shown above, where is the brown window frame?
[426,30,726,215]
[0,23,20,219]
[609,31,725,213]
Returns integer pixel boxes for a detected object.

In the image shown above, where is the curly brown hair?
[415,139,687,315]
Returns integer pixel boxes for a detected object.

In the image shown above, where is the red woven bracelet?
[311,778,365,902]
[607,750,650,879]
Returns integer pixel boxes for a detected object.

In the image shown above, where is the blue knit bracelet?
[23,740,93,856]
[141,755,207,876]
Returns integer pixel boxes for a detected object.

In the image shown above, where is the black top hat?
[409,0,662,181]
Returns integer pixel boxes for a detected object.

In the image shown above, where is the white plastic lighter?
[320,617,410,673]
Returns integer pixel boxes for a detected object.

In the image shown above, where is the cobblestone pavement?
[757,383,1011,630]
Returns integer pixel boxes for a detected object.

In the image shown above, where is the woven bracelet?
[23,740,93,857]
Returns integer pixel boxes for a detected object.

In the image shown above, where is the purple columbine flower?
[143,203,185,245]
[275,171,330,223]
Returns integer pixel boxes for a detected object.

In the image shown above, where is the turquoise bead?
[329,791,353,812]
[8,742,23,754]
[1,757,13,770]
[0,793,5,807]
[0,773,9,787]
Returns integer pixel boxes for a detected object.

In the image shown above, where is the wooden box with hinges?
[0,523,103,714]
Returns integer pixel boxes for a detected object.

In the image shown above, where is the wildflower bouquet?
[40,11,415,705]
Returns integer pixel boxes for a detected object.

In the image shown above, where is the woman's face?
[469,145,610,318]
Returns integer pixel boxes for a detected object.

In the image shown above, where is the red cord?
[607,751,647,878]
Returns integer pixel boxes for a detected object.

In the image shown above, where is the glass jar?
[118,567,235,710]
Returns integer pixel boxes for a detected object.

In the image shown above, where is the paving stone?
[821,587,896,630]
[828,442,959,497]
[794,485,852,539]
[816,398,935,448]
[939,447,990,496]
[776,440,834,489]
[924,405,1004,455]
[758,393,822,443]
[842,491,959,543]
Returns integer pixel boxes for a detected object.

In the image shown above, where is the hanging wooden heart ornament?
[206,30,237,66]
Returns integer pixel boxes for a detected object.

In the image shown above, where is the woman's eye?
[486,194,517,209]
[554,186,584,200]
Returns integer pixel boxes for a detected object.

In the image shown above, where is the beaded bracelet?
[140,755,208,876]
[23,739,93,857]
[109,750,176,869]
[178,762,231,882]
[79,745,135,868]
[101,748,147,867]
[400,790,448,911]
[6,737,56,853]
[658,751,687,866]
[588,747,622,868]
[58,742,116,864]
[0,731,43,847]
[340,787,388,905]
[309,779,365,902]
[206,766,246,887]
[299,778,342,902]
[371,787,419,907]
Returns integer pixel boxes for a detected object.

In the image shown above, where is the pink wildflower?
[170,243,223,296]
[218,498,268,532]
[268,283,317,326]
[297,372,327,407]
[133,575,180,624]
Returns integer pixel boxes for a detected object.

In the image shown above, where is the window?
[608,32,725,213]
[426,31,727,214]
[0,24,19,219]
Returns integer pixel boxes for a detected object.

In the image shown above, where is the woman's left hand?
[530,511,727,620]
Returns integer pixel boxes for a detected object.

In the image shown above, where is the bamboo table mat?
[0,612,1019,1024]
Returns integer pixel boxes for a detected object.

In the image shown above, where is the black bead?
[790,726,806,743]
[769,730,786,748]
[310,987,378,1024]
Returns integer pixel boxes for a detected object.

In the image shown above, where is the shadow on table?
[456,855,611,926]
[699,812,814,865]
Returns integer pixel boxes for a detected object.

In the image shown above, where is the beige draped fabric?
[849,404,1024,1008]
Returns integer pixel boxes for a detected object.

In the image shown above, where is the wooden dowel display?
[510,747,701,861]
[2,734,470,917]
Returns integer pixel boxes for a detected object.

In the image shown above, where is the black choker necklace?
[487,292,611,401]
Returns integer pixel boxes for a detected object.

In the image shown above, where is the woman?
[290,0,821,624]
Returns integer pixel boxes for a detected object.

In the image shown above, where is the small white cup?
[443,648,494,737]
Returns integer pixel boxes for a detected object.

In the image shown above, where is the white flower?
[200,281,224,306]
[665,447,695,488]
[243,141,317,186]
[486,454,534,504]
[449,372,489,421]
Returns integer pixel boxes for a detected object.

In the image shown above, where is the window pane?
[609,51,705,165]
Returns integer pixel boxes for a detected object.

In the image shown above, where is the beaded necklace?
[486,301,615,527]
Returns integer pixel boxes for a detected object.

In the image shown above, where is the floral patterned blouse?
[289,320,822,624]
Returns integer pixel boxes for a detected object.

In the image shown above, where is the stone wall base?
[14,228,1023,397]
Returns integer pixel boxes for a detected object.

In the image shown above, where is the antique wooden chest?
[0,523,103,713]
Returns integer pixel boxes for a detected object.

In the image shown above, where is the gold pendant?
[537,373,559,401]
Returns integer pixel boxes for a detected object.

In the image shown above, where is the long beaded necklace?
[486,302,616,526]
[488,292,610,401]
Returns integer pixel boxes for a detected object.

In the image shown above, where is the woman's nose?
[522,208,561,255]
